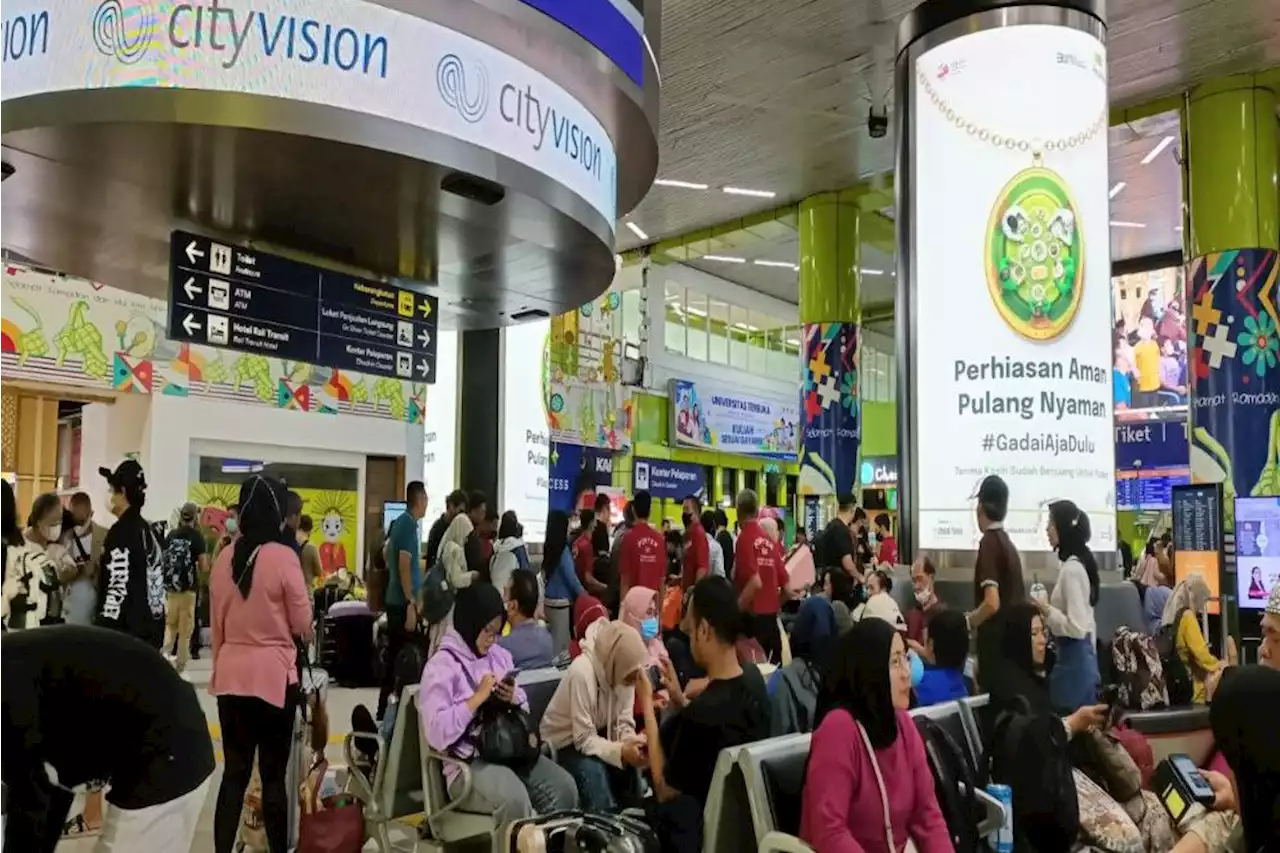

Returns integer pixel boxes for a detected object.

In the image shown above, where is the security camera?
[867,106,888,139]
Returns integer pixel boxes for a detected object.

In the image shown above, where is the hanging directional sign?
[166,231,437,383]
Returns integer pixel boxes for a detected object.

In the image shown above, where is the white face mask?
[914,588,933,606]
[42,524,63,542]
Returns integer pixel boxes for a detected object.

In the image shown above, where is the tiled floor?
[55,659,394,852]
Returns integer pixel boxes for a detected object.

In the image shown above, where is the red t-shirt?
[734,520,789,615]
[682,520,709,589]
[620,522,666,592]
[877,535,898,567]
[572,534,595,583]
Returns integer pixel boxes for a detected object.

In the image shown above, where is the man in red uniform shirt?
[874,512,898,567]
[681,494,709,589]
[619,490,666,599]
[733,489,790,662]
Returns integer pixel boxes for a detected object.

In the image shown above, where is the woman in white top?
[1033,499,1102,712]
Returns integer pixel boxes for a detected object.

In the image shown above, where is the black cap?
[100,459,146,492]
[973,475,1009,514]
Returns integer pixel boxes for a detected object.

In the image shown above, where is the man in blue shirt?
[377,481,428,719]
[499,569,554,669]
[915,609,972,707]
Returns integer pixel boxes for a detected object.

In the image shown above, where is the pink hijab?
[620,586,669,669]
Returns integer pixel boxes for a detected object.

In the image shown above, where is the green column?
[1185,76,1279,255]
[798,191,862,498]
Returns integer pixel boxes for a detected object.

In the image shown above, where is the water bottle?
[987,783,1013,853]
[1030,576,1048,605]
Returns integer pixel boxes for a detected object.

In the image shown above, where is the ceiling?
[619,0,1280,305]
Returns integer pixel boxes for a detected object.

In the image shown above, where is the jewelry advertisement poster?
[910,23,1116,552]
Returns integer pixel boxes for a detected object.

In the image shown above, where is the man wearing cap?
[965,475,1026,690]
[1261,584,1280,670]
[95,461,166,649]
[162,502,209,673]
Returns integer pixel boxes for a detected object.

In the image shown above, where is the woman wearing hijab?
[569,593,608,659]
[440,511,479,592]
[621,585,672,712]
[543,510,586,653]
[1033,500,1102,712]
[799,618,952,853]
[419,584,577,829]
[769,595,837,735]
[540,620,651,812]
[1206,665,1280,853]
[1161,573,1225,703]
[210,475,314,853]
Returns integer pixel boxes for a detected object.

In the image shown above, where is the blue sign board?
[1114,418,1189,471]
[166,230,437,383]
[548,442,615,513]
[517,0,645,86]
[633,457,705,501]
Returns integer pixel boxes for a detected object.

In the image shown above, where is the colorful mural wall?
[1,264,427,423]
[546,291,632,450]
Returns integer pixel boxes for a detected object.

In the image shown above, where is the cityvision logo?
[435,52,605,183]
[91,0,388,76]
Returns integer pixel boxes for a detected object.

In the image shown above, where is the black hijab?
[815,617,900,749]
[452,583,506,656]
[990,602,1056,715]
[232,474,290,598]
[1210,666,1280,850]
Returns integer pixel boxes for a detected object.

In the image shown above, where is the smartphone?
[1170,754,1216,804]
[1100,683,1123,729]
[502,668,520,685]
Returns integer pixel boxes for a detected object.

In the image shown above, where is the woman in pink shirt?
[800,618,953,853]
[209,475,313,853]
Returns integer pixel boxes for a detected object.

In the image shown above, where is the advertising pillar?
[894,0,1115,563]
[1184,77,1280,526]
[798,191,862,501]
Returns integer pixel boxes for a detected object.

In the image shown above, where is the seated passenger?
[663,587,707,698]
[498,569,554,669]
[769,594,838,735]
[569,593,608,659]
[914,609,971,706]
[621,586,670,708]
[419,584,577,829]
[819,567,856,635]
[1162,573,1232,703]
[540,620,650,813]
[1144,569,1173,636]
[635,576,770,853]
[800,619,952,853]
[1202,665,1280,853]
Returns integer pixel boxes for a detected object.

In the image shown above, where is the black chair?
[760,744,809,837]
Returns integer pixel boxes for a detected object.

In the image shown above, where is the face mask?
[681,513,692,528]
[914,588,933,606]
[640,617,659,642]
[908,649,925,688]
[42,524,62,541]
[225,518,239,535]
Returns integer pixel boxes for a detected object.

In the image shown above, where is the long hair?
[1049,499,1099,606]
[231,474,288,598]
[543,510,570,579]
[2,480,22,550]
[814,618,900,749]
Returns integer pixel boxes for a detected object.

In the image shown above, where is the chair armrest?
[425,748,474,823]
[759,831,816,853]
[962,784,1007,838]
[342,732,382,808]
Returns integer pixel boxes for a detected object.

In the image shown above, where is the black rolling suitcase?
[505,810,659,853]
[321,600,379,686]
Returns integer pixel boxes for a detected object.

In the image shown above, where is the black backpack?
[1155,606,1195,705]
[162,533,197,593]
[985,697,1078,853]
[419,558,455,626]
[914,717,980,852]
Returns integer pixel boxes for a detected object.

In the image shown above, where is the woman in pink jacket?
[800,618,953,853]
[209,475,314,853]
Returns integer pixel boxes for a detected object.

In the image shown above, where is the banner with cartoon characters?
[1188,249,1280,530]
[799,323,860,496]
[1,263,428,423]
[669,379,798,460]
[545,292,632,450]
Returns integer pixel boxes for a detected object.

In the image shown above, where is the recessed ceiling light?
[722,186,776,198]
[1109,220,1147,229]
[860,268,885,276]
[654,178,709,190]
[624,221,649,240]
[1109,182,1126,199]
[753,259,799,270]
[703,254,746,263]
[1140,135,1175,165]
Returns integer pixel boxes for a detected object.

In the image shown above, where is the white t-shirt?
[1046,555,1096,640]
[707,532,725,578]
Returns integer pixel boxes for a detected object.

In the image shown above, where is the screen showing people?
[1236,496,1280,610]
[1112,267,1188,418]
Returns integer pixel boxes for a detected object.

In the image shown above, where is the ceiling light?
[687,306,708,317]
[1140,135,1175,165]
[860,268,884,276]
[1109,182,1126,199]
[1109,220,1147,229]
[753,259,799,270]
[734,321,760,332]
[722,186,776,198]
[703,254,746,263]
[785,338,801,347]
[625,221,649,240]
[654,178,709,190]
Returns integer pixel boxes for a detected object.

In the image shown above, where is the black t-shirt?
[164,525,207,591]
[662,664,770,802]
[424,513,450,568]
[716,529,736,576]
[2,626,214,810]
[815,519,854,570]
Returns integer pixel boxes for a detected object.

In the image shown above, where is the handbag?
[441,649,541,770]
[298,758,364,853]
[1071,728,1142,803]
[855,719,920,853]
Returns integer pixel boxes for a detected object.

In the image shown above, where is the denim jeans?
[556,745,640,814]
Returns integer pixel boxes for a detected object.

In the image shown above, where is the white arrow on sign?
[183,276,202,301]
[416,359,431,378]
[417,329,432,348]
[182,313,202,335]
[185,241,205,264]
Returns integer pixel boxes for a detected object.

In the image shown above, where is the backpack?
[419,559,455,626]
[915,716,980,852]
[162,533,197,593]
[985,697,1078,853]
[1155,607,1194,705]
[1111,627,1170,710]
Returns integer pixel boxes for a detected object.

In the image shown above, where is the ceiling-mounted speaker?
[441,171,505,206]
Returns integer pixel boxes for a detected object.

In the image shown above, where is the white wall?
[78,396,154,527]
[422,330,460,499]
[499,319,552,543]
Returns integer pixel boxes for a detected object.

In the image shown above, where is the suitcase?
[321,605,379,686]
[505,810,659,853]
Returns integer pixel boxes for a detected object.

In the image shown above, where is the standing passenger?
[95,461,165,648]
[680,495,709,588]
[161,502,208,674]
[964,475,1026,691]
[61,492,107,626]
[733,489,790,663]
[618,490,666,601]
[378,481,428,720]
[1034,500,1101,711]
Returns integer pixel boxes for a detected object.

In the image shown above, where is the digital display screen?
[1235,496,1280,610]
[1172,483,1223,614]
[1115,468,1190,510]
